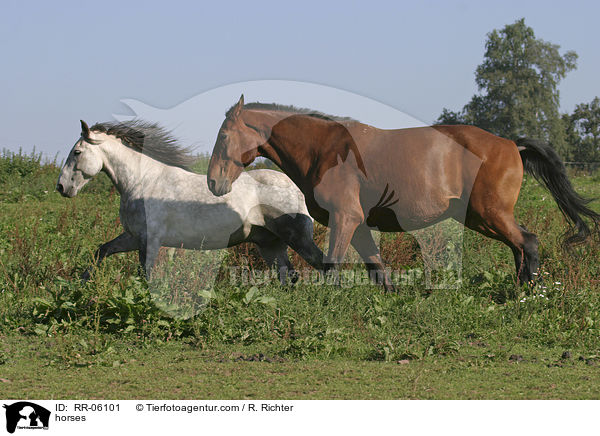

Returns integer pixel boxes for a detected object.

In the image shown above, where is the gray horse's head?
[56,120,104,197]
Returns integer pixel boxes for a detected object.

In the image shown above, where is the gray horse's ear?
[80,120,90,138]
[230,94,244,119]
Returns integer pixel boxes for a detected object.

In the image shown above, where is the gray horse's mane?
[227,102,356,122]
[90,120,197,170]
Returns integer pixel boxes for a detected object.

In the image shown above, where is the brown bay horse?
[207,95,599,290]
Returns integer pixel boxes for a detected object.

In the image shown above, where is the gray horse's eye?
[74,150,82,155]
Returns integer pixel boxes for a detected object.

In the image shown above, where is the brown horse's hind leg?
[464,211,539,284]
[516,228,539,284]
[351,225,394,291]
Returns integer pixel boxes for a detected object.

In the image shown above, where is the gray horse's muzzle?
[56,182,76,198]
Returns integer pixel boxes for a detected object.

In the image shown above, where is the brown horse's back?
[431,124,524,210]
[335,123,522,230]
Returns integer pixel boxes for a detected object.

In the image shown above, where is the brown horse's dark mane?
[226,102,356,122]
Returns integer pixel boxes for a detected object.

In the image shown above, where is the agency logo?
[3,402,50,434]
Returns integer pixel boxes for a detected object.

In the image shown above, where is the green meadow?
[1,150,599,399]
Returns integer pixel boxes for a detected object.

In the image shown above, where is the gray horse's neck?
[99,138,166,198]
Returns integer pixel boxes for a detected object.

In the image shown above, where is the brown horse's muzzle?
[208,176,232,197]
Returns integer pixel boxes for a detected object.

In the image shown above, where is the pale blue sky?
[1,0,599,159]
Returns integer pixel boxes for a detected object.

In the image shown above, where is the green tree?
[437,19,577,157]
[562,112,580,161]
[435,108,466,125]
[568,97,600,162]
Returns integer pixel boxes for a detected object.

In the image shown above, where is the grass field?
[1,150,599,399]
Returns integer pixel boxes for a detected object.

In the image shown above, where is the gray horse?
[56,120,324,284]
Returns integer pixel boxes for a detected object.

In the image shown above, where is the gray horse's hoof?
[80,270,92,282]
[288,270,300,285]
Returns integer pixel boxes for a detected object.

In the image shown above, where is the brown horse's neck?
[241,110,317,192]
[241,109,368,199]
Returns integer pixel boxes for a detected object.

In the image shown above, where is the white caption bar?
[0,400,596,435]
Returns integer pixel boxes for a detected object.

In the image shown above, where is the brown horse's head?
[207,95,263,196]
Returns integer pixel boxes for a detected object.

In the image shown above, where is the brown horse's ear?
[230,94,244,119]
[80,120,90,138]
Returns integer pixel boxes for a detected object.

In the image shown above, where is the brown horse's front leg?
[351,225,394,292]
[324,211,362,284]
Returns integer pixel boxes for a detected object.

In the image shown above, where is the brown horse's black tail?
[516,137,600,246]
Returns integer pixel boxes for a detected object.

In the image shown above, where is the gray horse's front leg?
[138,234,161,280]
[82,232,139,281]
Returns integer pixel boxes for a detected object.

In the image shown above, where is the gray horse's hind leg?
[245,225,298,285]
[267,213,325,271]
[82,232,139,281]
[256,239,297,285]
